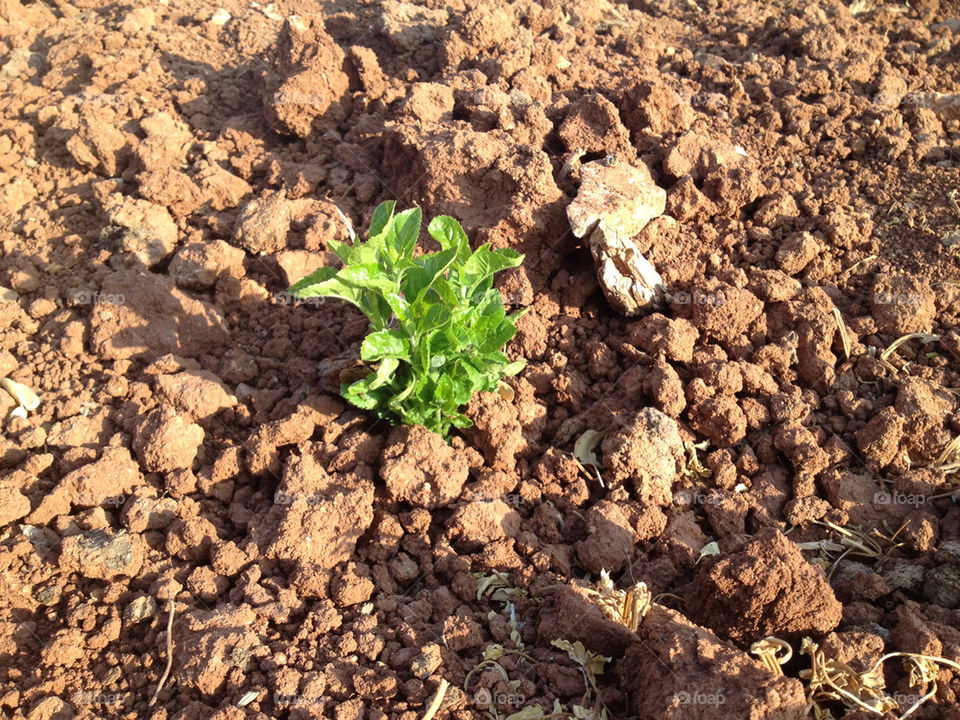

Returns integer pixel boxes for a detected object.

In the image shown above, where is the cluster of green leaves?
[289,201,526,438]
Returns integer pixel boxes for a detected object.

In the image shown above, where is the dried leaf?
[482,644,504,662]
[506,707,544,720]
[574,430,604,469]
[551,639,610,678]
[1,378,39,412]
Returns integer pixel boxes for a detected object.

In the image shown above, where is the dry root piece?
[797,520,906,579]
[148,595,176,707]
[750,637,793,676]
[755,635,960,720]
[877,333,940,374]
[833,308,851,361]
[682,440,711,479]
[800,637,897,718]
[573,429,607,486]
[422,678,450,720]
[474,572,527,604]
[586,569,651,632]
[550,639,611,719]
[934,433,960,475]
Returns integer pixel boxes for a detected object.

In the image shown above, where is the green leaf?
[428,215,471,263]
[341,377,379,410]
[361,330,408,361]
[391,207,422,261]
[383,292,410,326]
[428,276,460,307]
[450,413,473,429]
[289,271,366,311]
[367,357,399,390]
[422,304,453,331]
[459,246,524,297]
[288,266,338,297]
[502,359,526,376]
[328,239,352,264]
[478,319,518,353]
[338,263,397,297]
[369,201,396,237]
[402,248,457,303]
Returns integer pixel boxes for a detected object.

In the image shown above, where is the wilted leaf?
[506,707,544,720]
[697,541,720,563]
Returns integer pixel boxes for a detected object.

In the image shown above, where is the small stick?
[148,596,176,707]
[948,190,960,220]
[879,333,939,365]
[935,433,960,466]
[843,254,877,275]
[421,678,449,720]
[833,308,851,361]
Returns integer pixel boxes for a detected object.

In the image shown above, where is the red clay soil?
[2,0,960,718]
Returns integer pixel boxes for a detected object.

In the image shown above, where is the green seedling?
[290,201,526,437]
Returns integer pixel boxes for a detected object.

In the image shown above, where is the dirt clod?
[380,425,469,508]
[687,528,842,642]
[133,406,204,472]
[601,408,684,504]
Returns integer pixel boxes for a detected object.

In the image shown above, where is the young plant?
[289,201,526,438]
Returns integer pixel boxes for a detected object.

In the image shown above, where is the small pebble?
[941,231,960,248]
[124,595,157,623]
[210,8,231,25]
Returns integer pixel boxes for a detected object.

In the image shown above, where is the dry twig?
[422,678,450,720]
[148,595,176,707]
[833,308,851,361]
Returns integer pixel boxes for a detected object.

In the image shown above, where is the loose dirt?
[2,0,960,718]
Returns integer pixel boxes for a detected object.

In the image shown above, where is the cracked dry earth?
[4,0,960,718]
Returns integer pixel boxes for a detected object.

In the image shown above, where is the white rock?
[567,159,668,316]
[210,8,231,25]
[567,159,666,239]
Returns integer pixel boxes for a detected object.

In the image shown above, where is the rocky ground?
[2,0,960,718]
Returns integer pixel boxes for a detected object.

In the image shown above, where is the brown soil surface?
[2,0,960,718]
